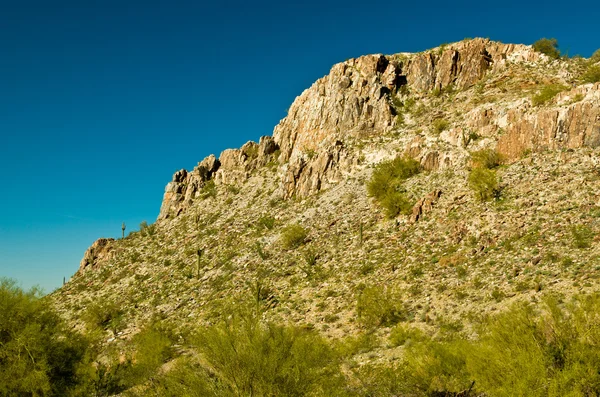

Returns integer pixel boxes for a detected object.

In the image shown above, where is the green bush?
[432,118,450,134]
[83,301,124,334]
[391,296,600,396]
[356,286,405,329]
[571,224,594,248]
[532,38,561,59]
[367,156,420,218]
[177,316,341,396]
[590,49,600,64]
[200,180,216,199]
[471,148,503,169]
[389,323,426,347]
[468,168,499,201]
[0,278,90,396]
[280,224,308,249]
[532,84,567,106]
[582,65,600,83]
[257,215,276,230]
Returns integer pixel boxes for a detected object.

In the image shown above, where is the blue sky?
[1,0,599,293]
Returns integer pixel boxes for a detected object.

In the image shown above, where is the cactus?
[359,222,363,246]
[195,248,203,279]
[121,222,126,239]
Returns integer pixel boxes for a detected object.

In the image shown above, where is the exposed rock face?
[79,238,115,272]
[410,190,442,223]
[272,38,540,197]
[157,136,278,220]
[405,39,539,92]
[158,154,220,220]
[498,83,600,159]
[156,38,595,216]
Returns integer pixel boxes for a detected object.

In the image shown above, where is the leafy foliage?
[532,84,567,106]
[356,286,405,328]
[367,156,420,218]
[532,38,561,59]
[582,65,600,83]
[468,167,499,201]
[280,223,308,249]
[432,118,450,134]
[0,278,89,396]
[471,148,503,169]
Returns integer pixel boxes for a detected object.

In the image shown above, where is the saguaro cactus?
[122,222,126,239]
[195,248,203,279]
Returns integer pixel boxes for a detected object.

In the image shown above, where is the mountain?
[50,38,600,395]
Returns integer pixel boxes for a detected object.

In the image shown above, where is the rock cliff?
[152,38,596,222]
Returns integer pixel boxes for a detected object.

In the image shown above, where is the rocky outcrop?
[79,238,115,272]
[405,39,539,93]
[498,83,600,159]
[272,38,539,198]
[410,190,442,223]
[158,154,220,220]
[157,136,278,220]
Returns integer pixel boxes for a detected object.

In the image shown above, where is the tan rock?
[78,238,115,272]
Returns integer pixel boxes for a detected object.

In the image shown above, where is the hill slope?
[50,38,600,395]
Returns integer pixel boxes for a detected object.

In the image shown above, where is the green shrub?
[582,65,600,83]
[532,38,561,59]
[432,118,450,134]
[257,215,275,230]
[83,301,124,334]
[0,278,89,396]
[380,191,413,218]
[356,286,405,329]
[367,156,420,218]
[391,296,600,396]
[389,324,426,347]
[139,220,156,237]
[200,180,216,199]
[280,224,308,249]
[532,84,567,106]
[571,224,594,248]
[122,322,175,387]
[190,316,341,396]
[590,49,600,64]
[468,168,499,201]
[471,148,503,169]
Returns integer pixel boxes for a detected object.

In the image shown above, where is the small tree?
[532,38,560,59]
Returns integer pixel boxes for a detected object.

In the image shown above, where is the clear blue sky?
[1,0,598,293]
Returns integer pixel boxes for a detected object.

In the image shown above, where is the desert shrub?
[532,84,567,106]
[124,323,175,387]
[280,224,307,249]
[136,357,216,396]
[571,224,594,248]
[367,156,420,218]
[379,191,413,218]
[200,180,216,199]
[257,215,275,230]
[389,323,426,347]
[83,300,124,334]
[582,65,600,83]
[191,316,341,396]
[590,49,600,64]
[468,168,499,201]
[471,148,503,169]
[350,363,410,396]
[356,286,405,329]
[532,38,561,59]
[389,296,600,396]
[139,220,156,237]
[0,278,90,396]
[432,118,450,134]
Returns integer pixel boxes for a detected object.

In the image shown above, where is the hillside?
[50,38,600,395]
